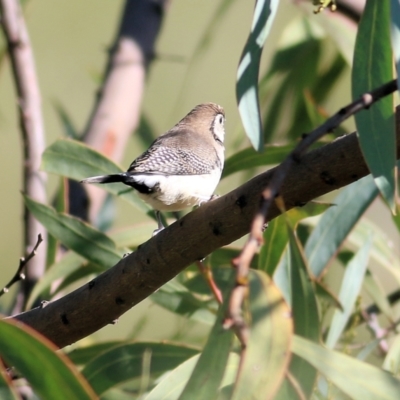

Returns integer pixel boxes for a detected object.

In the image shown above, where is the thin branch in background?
[195,260,223,304]
[0,0,47,311]
[225,79,399,345]
[79,0,168,223]
[0,234,43,297]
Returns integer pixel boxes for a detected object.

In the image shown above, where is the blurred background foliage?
[0,0,400,398]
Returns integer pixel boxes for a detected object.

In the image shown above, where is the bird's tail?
[81,173,129,185]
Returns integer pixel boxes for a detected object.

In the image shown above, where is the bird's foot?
[152,226,164,237]
[198,194,220,207]
[209,194,220,201]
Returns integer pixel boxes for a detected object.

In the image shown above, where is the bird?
[81,103,226,235]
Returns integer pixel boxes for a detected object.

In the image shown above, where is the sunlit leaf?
[0,320,96,399]
[293,335,400,399]
[231,270,292,400]
[178,290,234,399]
[346,218,400,286]
[305,176,378,278]
[236,0,279,150]
[309,7,355,65]
[383,333,400,375]
[325,235,372,348]
[352,0,396,212]
[82,342,199,396]
[145,353,239,400]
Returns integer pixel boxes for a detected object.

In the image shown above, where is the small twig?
[81,0,167,222]
[0,234,43,297]
[226,79,398,345]
[195,260,223,304]
[0,0,47,310]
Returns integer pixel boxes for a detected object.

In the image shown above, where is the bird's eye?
[218,115,224,125]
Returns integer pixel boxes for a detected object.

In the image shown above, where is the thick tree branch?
[0,0,47,307]
[8,116,400,348]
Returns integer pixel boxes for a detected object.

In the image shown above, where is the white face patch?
[212,113,225,144]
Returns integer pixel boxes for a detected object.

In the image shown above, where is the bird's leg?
[152,210,165,237]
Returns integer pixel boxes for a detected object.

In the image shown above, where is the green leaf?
[383,333,400,375]
[178,290,234,400]
[209,248,259,270]
[305,176,378,278]
[222,144,292,179]
[67,341,122,365]
[391,0,400,95]
[145,353,239,400]
[236,0,279,150]
[150,278,218,326]
[347,218,400,285]
[259,202,332,276]
[0,319,96,399]
[24,195,122,268]
[363,271,394,321]
[26,251,86,309]
[352,0,396,212]
[286,223,319,398]
[41,139,151,214]
[292,335,400,400]
[231,270,293,400]
[325,235,372,348]
[46,177,68,269]
[288,225,319,342]
[81,342,199,396]
[53,263,103,295]
[259,215,288,276]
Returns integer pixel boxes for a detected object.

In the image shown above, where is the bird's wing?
[127,146,215,175]
[127,129,219,176]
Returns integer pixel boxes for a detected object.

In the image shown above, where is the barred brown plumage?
[81,103,226,236]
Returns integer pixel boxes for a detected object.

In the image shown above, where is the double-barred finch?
[81,103,226,235]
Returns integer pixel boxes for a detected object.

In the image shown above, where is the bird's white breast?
[135,168,222,211]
